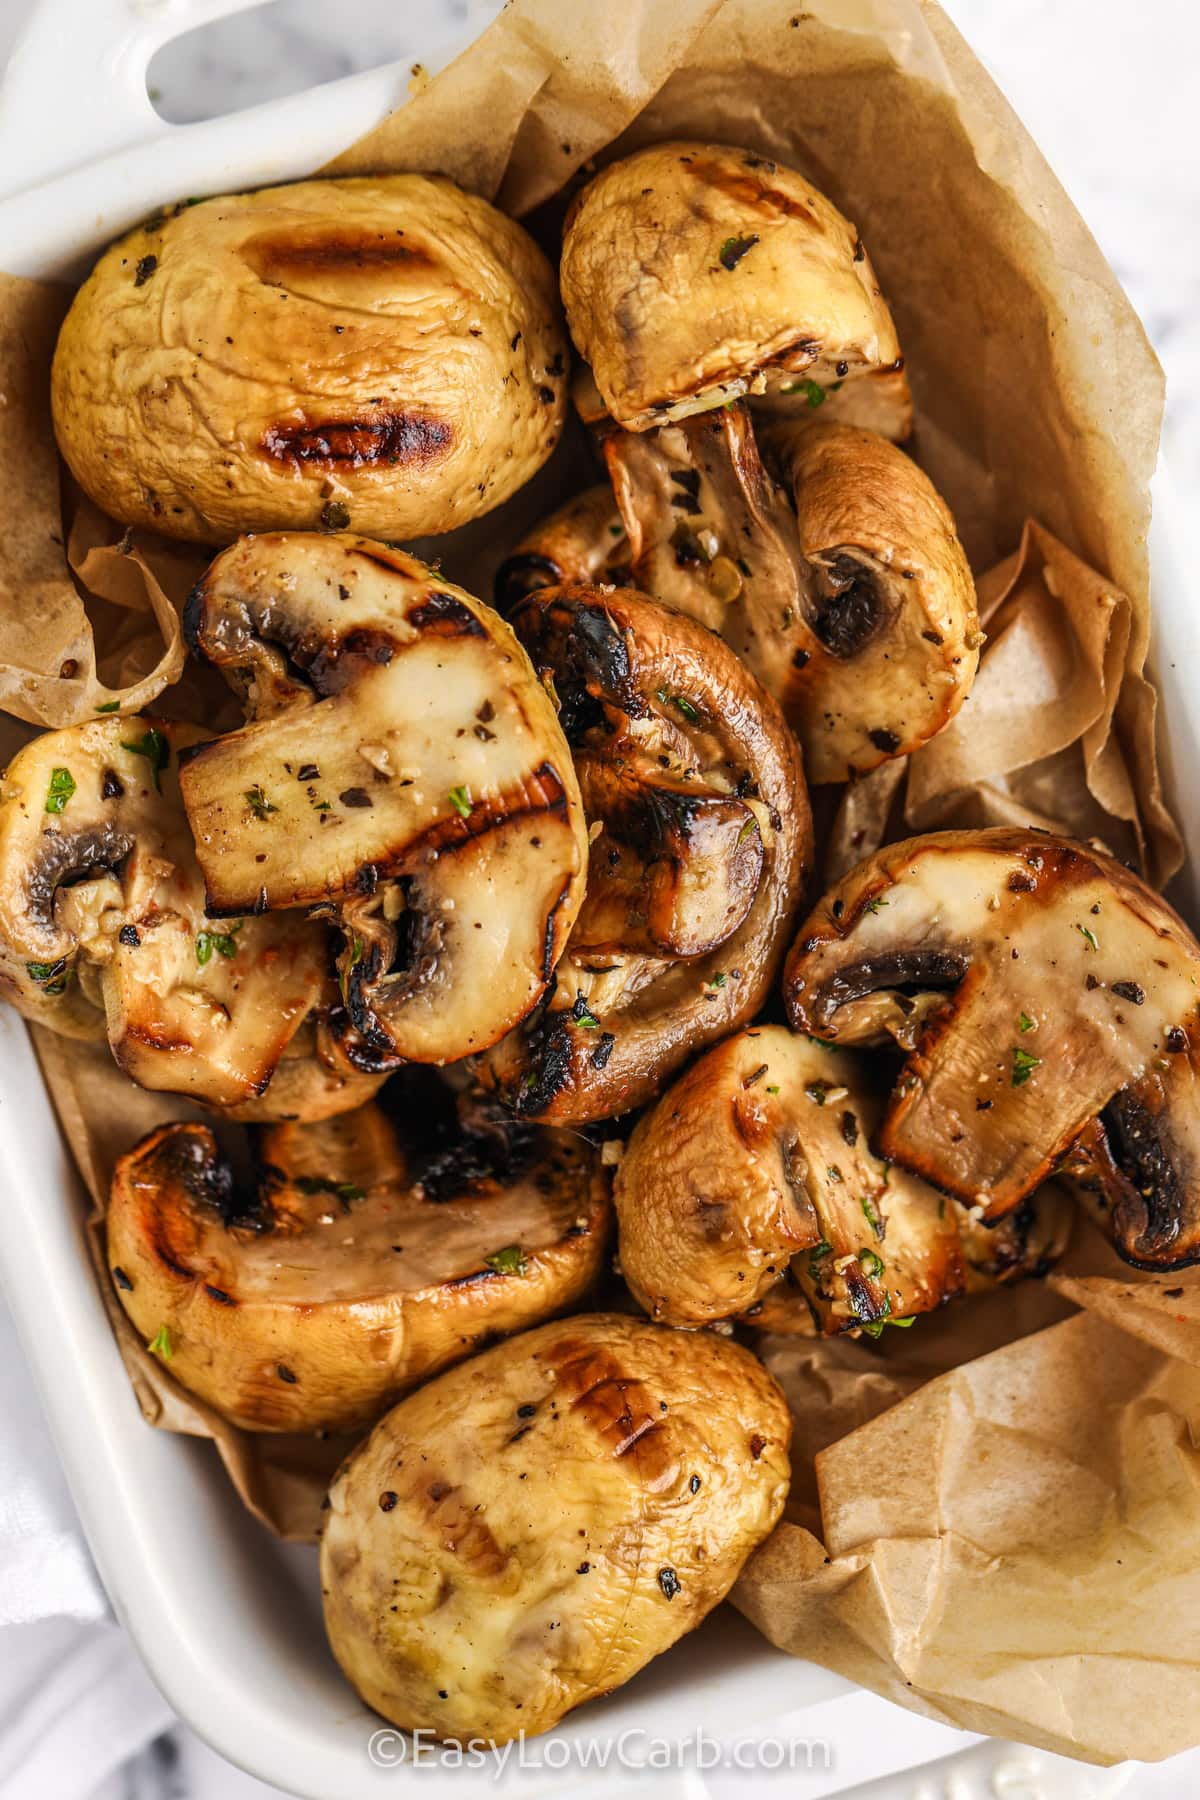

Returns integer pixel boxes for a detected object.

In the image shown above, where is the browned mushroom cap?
[477,584,809,1123]
[106,1081,611,1432]
[785,828,1200,1268]
[560,142,901,431]
[52,176,567,545]
[493,485,630,616]
[615,1026,967,1335]
[0,716,334,1109]
[606,410,978,783]
[179,533,588,1069]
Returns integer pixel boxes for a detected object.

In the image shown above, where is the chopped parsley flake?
[196,923,242,965]
[860,1193,882,1236]
[1012,1045,1041,1087]
[864,896,890,915]
[783,377,826,407]
[448,785,473,819]
[858,1248,885,1278]
[485,1244,529,1277]
[708,971,728,989]
[147,1325,172,1360]
[296,1176,365,1206]
[94,700,120,713]
[717,234,759,271]
[44,767,76,814]
[26,958,70,996]
[1076,923,1100,952]
[121,728,169,791]
[736,817,760,846]
[1018,1011,1036,1033]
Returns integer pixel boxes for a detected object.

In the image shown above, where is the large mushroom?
[785,827,1200,1269]
[320,1313,790,1742]
[477,583,810,1123]
[52,176,568,545]
[559,142,901,428]
[179,533,589,1070]
[604,411,978,782]
[0,716,364,1112]
[107,1080,611,1432]
[492,485,631,616]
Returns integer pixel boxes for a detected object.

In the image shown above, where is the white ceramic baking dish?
[0,3,1191,1794]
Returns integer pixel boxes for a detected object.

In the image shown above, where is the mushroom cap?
[615,1025,969,1333]
[0,716,334,1109]
[107,1090,611,1433]
[606,409,978,783]
[320,1312,790,1741]
[492,485,631,617]
[560,142,900,431]
[179,533,588,1067]
[51,177,567,545]
[477,582,810,1122]
[785,828,1200,1265]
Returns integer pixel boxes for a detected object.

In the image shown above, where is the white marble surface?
[0,2,1197,1796]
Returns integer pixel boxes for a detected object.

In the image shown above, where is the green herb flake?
[448,785,473,820]
[783,377,826,407]
[1076,923,1100,952]
[196,923,242,966]
[766,1084,780,1095]
[44,767,76,814]
[807,1240,832,1280]
[1012,1045,1042,1087]
[26,958,70,996]
[718,233,759,271]
[860,1193,882,1237]
[296,1176,365,1206]
[858,1248,885,1278]
[121,728,170,791]
[485,1244,529,1277]
[94,700,121,713]
[147,1325,172,1360]
[862,1312,915,1337]
[571,1002,601,1030]
[671,694,699,721]
[244,784,277,819]
[1018,1011,1036,1033]
[709,972,728,989]
[864,895,890,915]
[736,817,760,847]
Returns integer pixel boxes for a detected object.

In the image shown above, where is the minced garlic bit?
[600,1140,625,1167]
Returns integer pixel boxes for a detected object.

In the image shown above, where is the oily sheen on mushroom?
[320,1314,790,1742]
[477,583,810,1123]
[107,1084,609,1433]
[0,716,358,1112]
[51,177,568,545]
[785,828,1200,1269]
[179,533,588,1070]
[493,485,631,616]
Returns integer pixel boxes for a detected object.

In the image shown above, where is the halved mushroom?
[53,175,568,545]
[0,716,345,1110]
[616,1026,966,1334]
[493,486,630,616]
[321,1312,790,1743]
[560,142,901,430]
[226,1017,386,1123]
[605,411,978,782]
[785,827,1200,1268]
[107,1081,611,1432]
[179,533,588,1069]
[477,584,810,1122]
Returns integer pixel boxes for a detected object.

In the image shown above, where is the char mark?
[261,413,452,470]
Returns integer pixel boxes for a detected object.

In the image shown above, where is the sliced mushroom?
[107,1081,610,1432]
[477,584,810,1122]
[493,485,630,616]
[321,1313,790,1742]
[560,142,901,430]
[0,716,344,1110]
[605,410,978,782]
[179,533,588,1068]
[226,1017,386,1123]
[785,827,1200,1267]
[616,1026,967,1334]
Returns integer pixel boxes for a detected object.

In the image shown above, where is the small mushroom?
[493,485,631,616]
[321,1313,790,1743]
[477,584,810,1123]
[606,410,978,782]
[560,142,901,430]
[179,532,588,1068]
[785,827,1200,1267]
[53,175,568,544]
[107,1079,611,1432]
[0,716,340,1110]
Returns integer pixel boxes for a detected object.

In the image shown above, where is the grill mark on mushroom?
[242,229,438,283]
[548,1339,676,1483]
[261,413,453,470]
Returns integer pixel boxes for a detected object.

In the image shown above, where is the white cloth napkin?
[0,1294,172,1800]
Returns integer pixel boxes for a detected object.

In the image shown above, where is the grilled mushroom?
[752,360,914,442]
[560,142,901,430]
[52,177,567,545]
[606,412,978,782]
[493,486,630,616]
[179,533,588,1069]
[320,1312,790,1742]
[477,584,809,1122]
[785,828,1200,1268]
[107,1082,610,1432]
[0,717,342,1109]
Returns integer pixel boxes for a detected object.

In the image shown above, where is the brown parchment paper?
[2,0,1194,1761]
